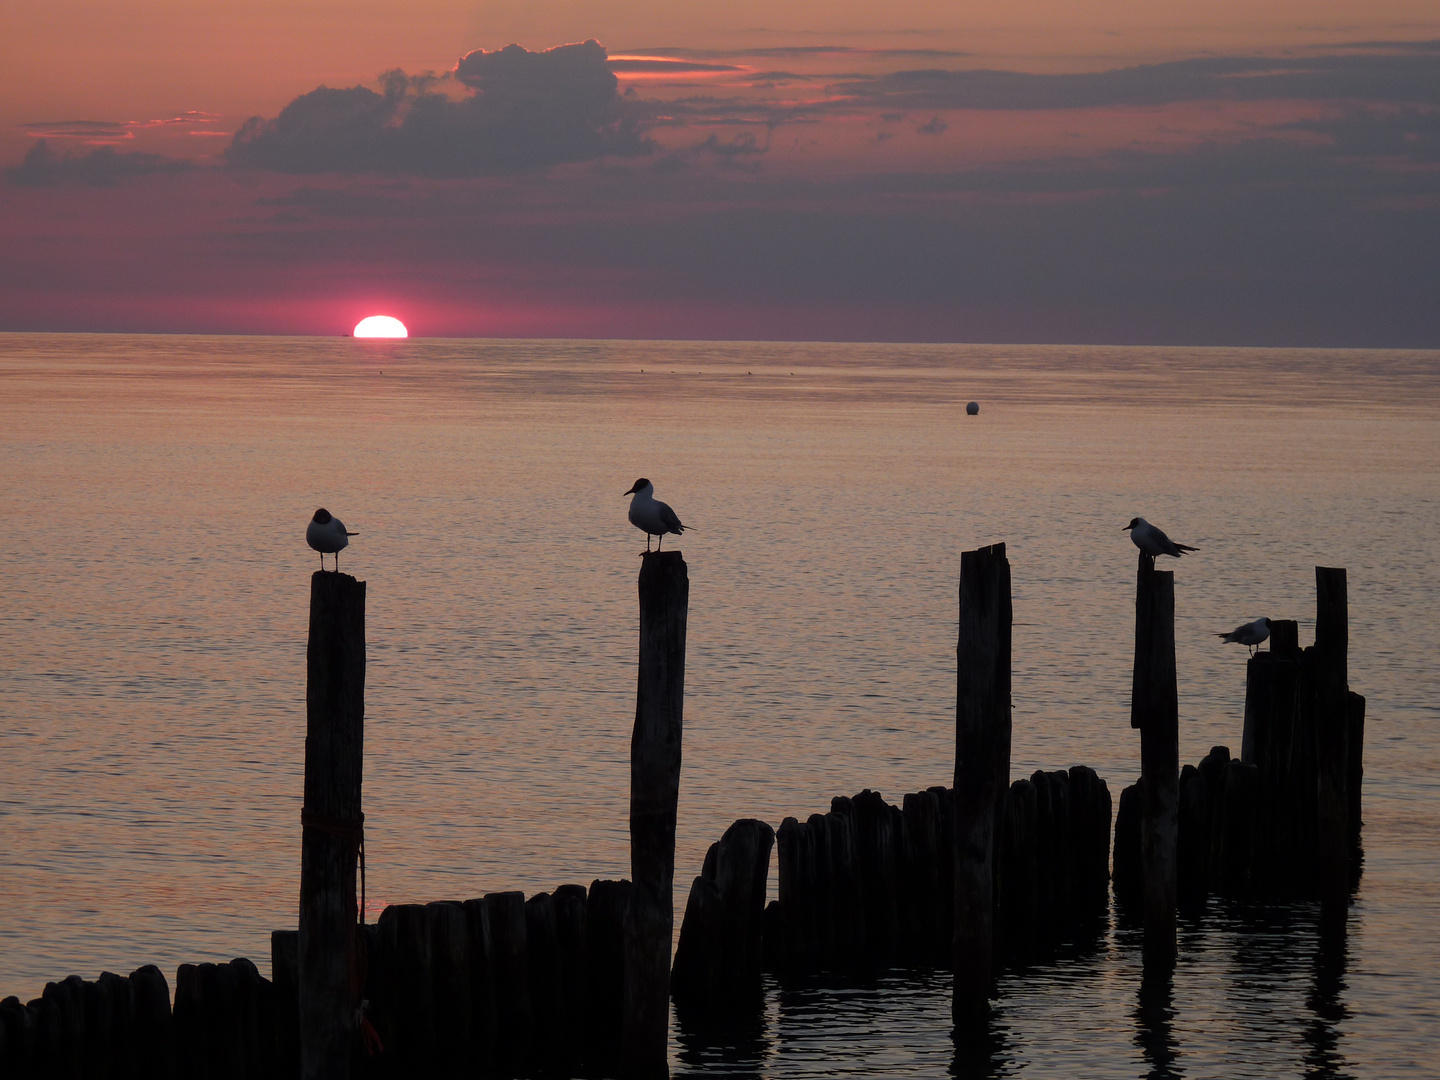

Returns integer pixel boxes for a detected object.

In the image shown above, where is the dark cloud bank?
[7,140,192,186]
[227,40,651,176]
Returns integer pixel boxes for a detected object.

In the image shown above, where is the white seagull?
[1123,517,1199,559]
[307,508,358,570]
[624,478,686,552]
[1217,617,1272,656]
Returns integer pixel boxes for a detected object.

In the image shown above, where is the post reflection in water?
[1305,925,1355,1080]
[950,1004,1013,1079]
[673,977,771,1079]
[1135,968,1181,1080]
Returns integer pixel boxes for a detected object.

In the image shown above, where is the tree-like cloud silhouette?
[227,40,652,176]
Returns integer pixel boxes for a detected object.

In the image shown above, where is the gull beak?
[623,484,638,496]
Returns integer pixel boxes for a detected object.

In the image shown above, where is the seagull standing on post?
[307,508,358,570]
[1218,617,1272,656]
[624,478,686,553]
[1123,517,1198,559]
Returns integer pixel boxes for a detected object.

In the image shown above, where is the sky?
[1,0,1437,344]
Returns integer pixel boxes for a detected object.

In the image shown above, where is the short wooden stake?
[952,542,1012,1021]
[623,551,688,1077]
[299,570,366,1080]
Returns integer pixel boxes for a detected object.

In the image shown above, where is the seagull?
[624,478,686,553]
[307,508,357,570]
[1217,617,1272,656]
[1123,517,1199,559]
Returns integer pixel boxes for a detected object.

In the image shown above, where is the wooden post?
[1347,691,1366,869]
[1314,567,1350,937]
[487,890,532,1075]
[460,896,498,1077]
[623,550,688,1077]
[130,965,176,1080]
[271,932,300,1079]
[552,884,589,1075]
[953,542,1012,1021]
[586,880,631,1074]
[299,570,366,1080]
[1131,554,1178,970]
[826,809,863,972]
[996,778,1038,961]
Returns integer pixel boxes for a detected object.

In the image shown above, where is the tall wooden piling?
[623,550,688,1077]
[1313,567,1349,936]
[953,542,1012,1021]
[299,570,366,1080]
[1131,554,1178,969]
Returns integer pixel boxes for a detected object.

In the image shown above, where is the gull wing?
[658,501,685,534]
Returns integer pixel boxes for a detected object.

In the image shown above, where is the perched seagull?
[1217,617,1273,656]
[307,508,358,570]
[624,478,686,553]
[1123,517,1199,559]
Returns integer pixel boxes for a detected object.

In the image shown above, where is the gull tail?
[1175,543,1198,553]
[347,531,359,536]
[1216,631,1237,642]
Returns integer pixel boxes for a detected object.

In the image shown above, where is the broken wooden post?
[1314,566,1350,937]
[1131,553,1177,970]
[953,542,1011,1021]
[299,569,366,1080]
[623,550,688,1077]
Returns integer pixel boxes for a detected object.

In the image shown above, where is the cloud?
[228,40,653,176]
[607,57,743,74]
[4,140,193,187]
[621,45,970,59]
[827,53,1440,112]
[18,112,222,145]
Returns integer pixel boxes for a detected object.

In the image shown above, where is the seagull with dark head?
[1123,517,1198,559]
[307,508,358,570]
[1217,617,1272,656]
[624,478,686,553]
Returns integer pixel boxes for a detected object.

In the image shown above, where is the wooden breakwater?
[0,549,1366,1077]
[1113,568,1365,925]
[670,770,1113,1018]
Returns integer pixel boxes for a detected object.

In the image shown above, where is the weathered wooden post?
[299,570,366,1080]
[1131,554,1177,969]
[1314,567,1349,937]
[623,550,688,1077]
[953,542,1011,1021]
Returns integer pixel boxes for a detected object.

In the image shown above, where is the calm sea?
[1,334,1437,1077]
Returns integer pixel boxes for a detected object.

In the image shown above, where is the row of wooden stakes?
[0,766,1112,1080]
[671,768,1114,1018]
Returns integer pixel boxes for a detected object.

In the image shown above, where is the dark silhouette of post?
[1131,554,1177,969]
[1314,566,1349,938]
[952,542,1011,1021]
[299,571,366,1080]
[623,551,688,1077]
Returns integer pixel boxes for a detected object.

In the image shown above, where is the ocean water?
[0,334,1437,1077]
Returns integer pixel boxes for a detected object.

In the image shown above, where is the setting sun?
[353,315,408,338]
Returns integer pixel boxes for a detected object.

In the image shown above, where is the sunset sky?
[2,0,1437,343]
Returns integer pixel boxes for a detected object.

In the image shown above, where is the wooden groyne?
[0,549,1366,1078]
[1114,568,1365,923]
